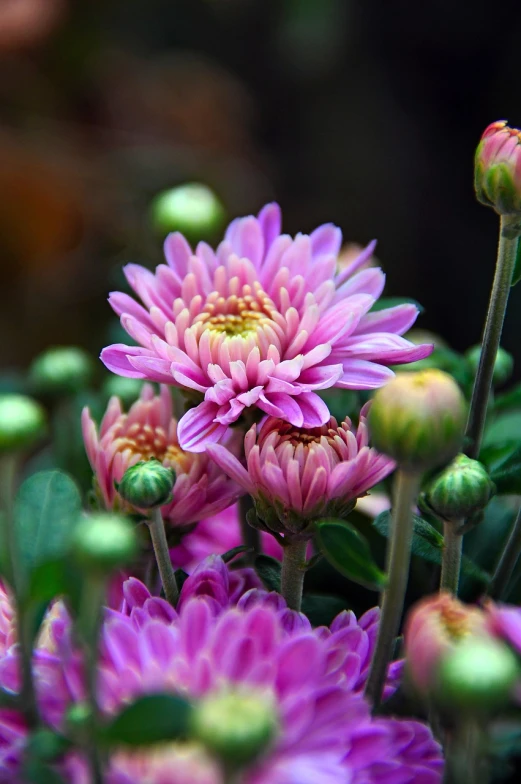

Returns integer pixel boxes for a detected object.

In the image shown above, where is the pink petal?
[297,392,331,427]
[336,360,394,389]
[335,240,377,285]
[101,345,155,378]
[257,203,282,253]
[354,303,419,336]
[177,401,229,452]
[310,223,342,257]
[164,232,192,277]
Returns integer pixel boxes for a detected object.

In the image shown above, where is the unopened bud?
[71,514,138,576]
[191,690,277,767]
[465,344,513,388]
[29,346,94,396]
[438,637,519,713]
[117,459,174,509]
[0,395,46,453]
[475,121,521,223]
[150,183,225,242]
[424,454,495,522]
[368,370,467,471]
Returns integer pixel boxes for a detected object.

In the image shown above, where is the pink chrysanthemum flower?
[101,204,432,451]
[208,403,394,537]
[82,384,241,524]
[29,601,440,783]
[170,503,283,572]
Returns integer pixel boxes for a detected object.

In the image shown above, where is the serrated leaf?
[102,693,192,747]
[254,555,281,592]
[13,471,82,594]
[316,519,386,590]
[301,593,348,626]
[373,511,491,584]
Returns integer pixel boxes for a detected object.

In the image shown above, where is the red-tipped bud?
[475,121,521,221]
[404,593,487,695]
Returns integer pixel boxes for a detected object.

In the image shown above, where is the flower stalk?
[148,508,179,607]
[365,469,420,710]
[280,538,308,612]
[440,522,462,595]
[466,215,519,460]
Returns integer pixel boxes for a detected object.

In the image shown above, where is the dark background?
[2,0,521,373]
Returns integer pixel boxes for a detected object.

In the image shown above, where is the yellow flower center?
[194,284,280,340]
[115,423,192,473]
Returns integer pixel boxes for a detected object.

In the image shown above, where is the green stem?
[149,508,179,606]
[440,521,462,594]
[0,454,38,727]
[443,720,487,784]
[81,577,105,784]
[280,539,307,612]
[365,469,420,711]
[466,216,518,460]
[489,506,521,600]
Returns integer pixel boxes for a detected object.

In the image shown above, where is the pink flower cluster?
[0,558,442,783]
[102,204,431,451]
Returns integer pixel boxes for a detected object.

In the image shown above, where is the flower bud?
[424,454,495,522]
[117,459,174,509]
[101,376,144,408]
[465,344,513,388]
[438,637,519,714]
[0,394,46,453]
[150,183,226,242]
[368,370,467,472]
[29,346,94,396]
[404,593,487,695]
[191,689,277,767]
[475,121,521,219]
[71,514,138,576]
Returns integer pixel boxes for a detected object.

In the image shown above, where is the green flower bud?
[102,376,144,408]
[29,346,95,395]
[0,394,47,453]
[424,454,495,522]
[191,690,277,768]
[71,514,138,575]
[465,344,513,388]
[117,459,174,509]
[438,637,519,714]
[150,183,226,243]
[368,370,467,472]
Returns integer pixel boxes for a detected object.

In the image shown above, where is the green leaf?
[27,556,82,612]
[315,520,386,590]
[373,511,491,584]
[301,593,349,626]
[23,762,66,784]
[13,471,82,593]
[494,382,521,412]
[0,685,20,709]
[221,545,251,564]
[370,296,424,314]
[254,555,281,592]
[487,443,521,495]
[102,693,192,747]
[483,411,521,448]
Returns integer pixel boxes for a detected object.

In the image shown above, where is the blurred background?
[2,0,521,374]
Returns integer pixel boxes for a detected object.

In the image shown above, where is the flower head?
[404,593,488,695]
[82,384,241,524]
[475,120,521,217]
[208,403,394,538]
[101,204,431,451]
[169,504,283,573]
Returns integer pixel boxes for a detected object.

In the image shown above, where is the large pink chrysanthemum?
[82,384,241,524]
[0,558,440,782]
[208,403,394,537]
[101,204,432,451]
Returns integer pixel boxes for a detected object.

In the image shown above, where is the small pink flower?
[404,593,488,694]
[101,204,432,451]
[208,403,394,538]
[169,503,283,572]
[475,120,521,215]
[82,384,241,525]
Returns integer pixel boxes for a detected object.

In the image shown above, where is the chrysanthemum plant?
[4,122,521,782]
